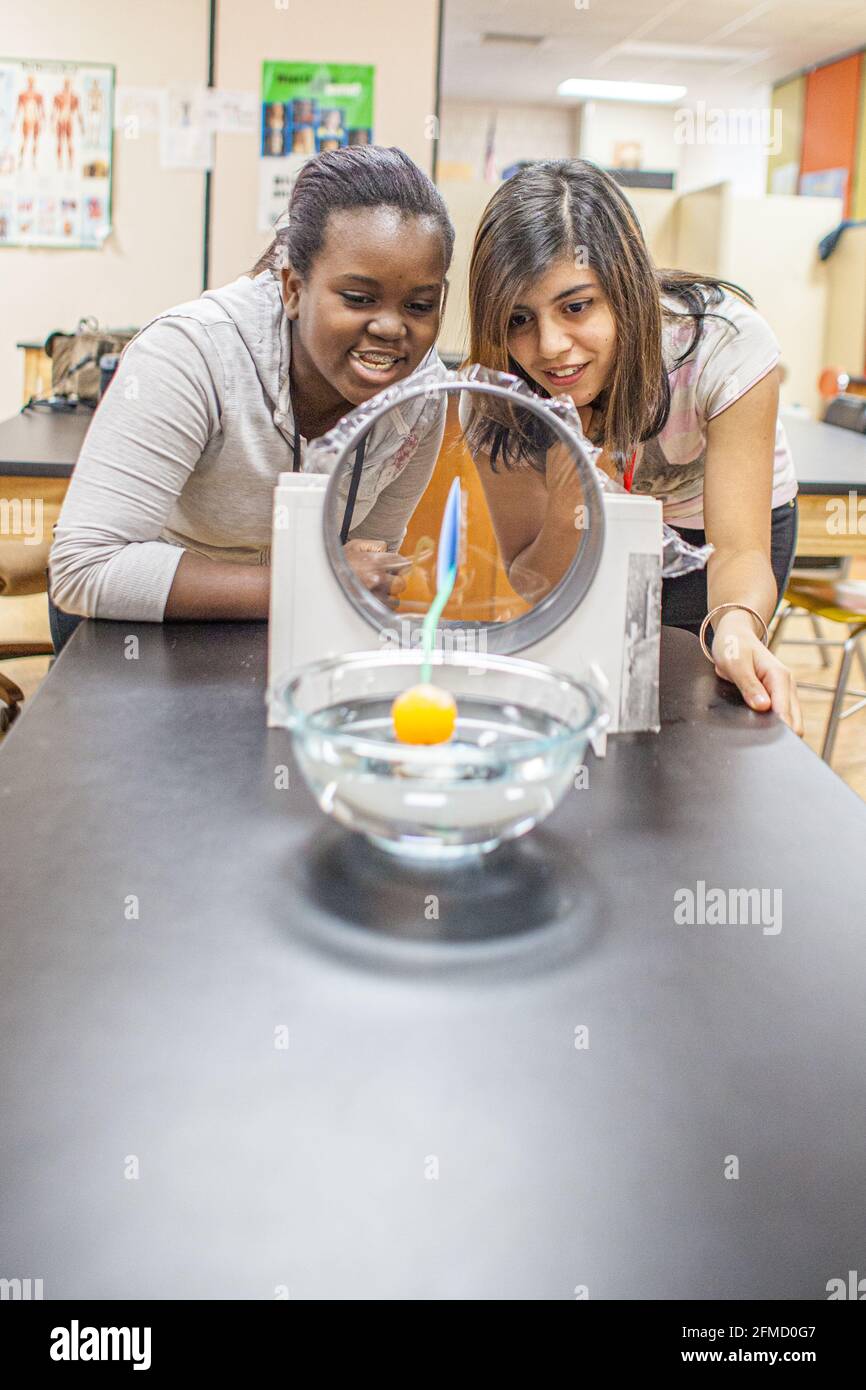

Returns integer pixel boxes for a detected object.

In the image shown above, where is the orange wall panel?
[800,52,863,217]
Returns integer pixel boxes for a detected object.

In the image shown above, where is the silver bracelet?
[699,603,769,662]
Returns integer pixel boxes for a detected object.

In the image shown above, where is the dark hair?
[251,144,455,279]
[466,158,752,472]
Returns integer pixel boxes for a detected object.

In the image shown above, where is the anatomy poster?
[0,58,114,248]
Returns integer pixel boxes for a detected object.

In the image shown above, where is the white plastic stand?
[267,471,663,743]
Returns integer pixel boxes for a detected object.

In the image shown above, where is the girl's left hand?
[344,539,407,607]
[710,612,804,736]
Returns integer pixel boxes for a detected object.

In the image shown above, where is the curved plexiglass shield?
[308,370,606,656]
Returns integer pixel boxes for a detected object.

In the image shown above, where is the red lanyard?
[623,450,637,492]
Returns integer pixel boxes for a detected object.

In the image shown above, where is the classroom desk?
[0,403,862,494]
[0,409,92,628]
[784,412,866,559]
[16,339,52,406]
[0,405,92,478]
[1,621,865,1299]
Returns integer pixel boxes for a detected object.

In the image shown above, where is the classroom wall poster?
[798,167,848,203]
[159,86,214,171]
[257,61,374,232]
[0,57,114,248]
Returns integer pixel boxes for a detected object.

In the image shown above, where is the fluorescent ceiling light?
[557,78,687,104]
[616,42,761,64]
[480,32,546,47]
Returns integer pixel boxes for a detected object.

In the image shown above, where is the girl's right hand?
[343,539,408,607]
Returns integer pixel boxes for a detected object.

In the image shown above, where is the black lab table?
[1,622,864,1299]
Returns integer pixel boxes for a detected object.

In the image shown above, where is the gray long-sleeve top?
[49,270,446,621]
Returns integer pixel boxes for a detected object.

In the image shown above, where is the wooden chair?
[775,390,866,688]
[0,668,25,732]
[771,582,866,764]
[0,476,66,728]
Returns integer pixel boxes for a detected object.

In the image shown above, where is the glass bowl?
[273,650,608,862]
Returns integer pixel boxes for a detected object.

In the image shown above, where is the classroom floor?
[2,579,865,801]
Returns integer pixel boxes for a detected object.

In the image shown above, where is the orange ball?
[391,683,457,745]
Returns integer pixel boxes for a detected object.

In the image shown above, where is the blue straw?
[420,478,461,683]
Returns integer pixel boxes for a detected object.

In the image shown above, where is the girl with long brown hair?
[464,158,802,733]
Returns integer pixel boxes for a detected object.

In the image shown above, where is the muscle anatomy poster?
[0,58,114,248]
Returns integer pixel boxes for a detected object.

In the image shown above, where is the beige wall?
[210,0,441,287]
[822,223,866,380]
[721,191,842,415]
[667,183,841,413]
[626,189,678,267]
[0,0,210,422]
[437,179,493,360]
[438,100,575,181]
[580,99,680,177]
[672,183,728,279]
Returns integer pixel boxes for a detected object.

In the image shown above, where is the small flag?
[483,114,497,183]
